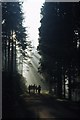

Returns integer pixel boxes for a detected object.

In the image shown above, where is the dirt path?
[19,93,80,119]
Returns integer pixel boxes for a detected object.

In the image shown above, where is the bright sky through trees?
[22,0,45,48]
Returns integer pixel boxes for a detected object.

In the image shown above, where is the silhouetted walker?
[33,84,36,93]
[28,84,41,94]
[35,85,37,93]
[38,85,41,94]
[28,85,31,94]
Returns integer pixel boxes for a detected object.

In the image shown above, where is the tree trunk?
[62,68,66,98]
[21,54,23,75]
[68,67,72,100]
[8,36,10,72]
[13,39,17,72]
[4,38,7,71]
[63,74,66,98]
[57,64,62,98]
[15,40,17,71]
[49,79,52,94]
[11,30,14,74]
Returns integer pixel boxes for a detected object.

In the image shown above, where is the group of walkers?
[28,84,41,94]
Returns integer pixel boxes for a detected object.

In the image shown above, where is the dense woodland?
[2,2,29,117]
[38,2,80,100]
[2,1,80,118]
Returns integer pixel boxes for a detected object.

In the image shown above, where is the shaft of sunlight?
[21,0,48,92]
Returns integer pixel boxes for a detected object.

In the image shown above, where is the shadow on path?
[19,92,80,119]
[2,92,80,119]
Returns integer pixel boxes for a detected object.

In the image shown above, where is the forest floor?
[13,92,80,119]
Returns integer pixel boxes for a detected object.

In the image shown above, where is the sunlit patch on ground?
[38,108,56,118]
[56,99,68,102]
[41,90,49,94]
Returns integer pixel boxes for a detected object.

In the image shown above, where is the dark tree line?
[2,2,28,74]
[38,2,80,100]
[2,2,29,118]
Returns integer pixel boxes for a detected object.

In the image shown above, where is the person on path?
[38,85,41,94]
[28,85,31,94]
[35,85,38,93]
[33,84,36,93]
